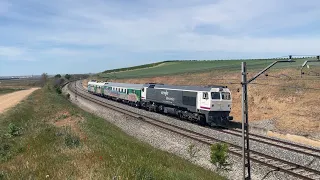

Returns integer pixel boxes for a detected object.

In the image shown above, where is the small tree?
[53,78,65,88]
[40,73,48,87]
[210,143,231,172]
[65,74,71,80]
[54,74,61,78]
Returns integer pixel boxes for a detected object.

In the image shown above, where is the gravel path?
[0,87,39,113]
[64,82,319,180]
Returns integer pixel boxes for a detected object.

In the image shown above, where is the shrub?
[0,143,11,162]
[65,74,71,80]
[65,133,80,148]
[0,171,6,179]
[55,87,62,94]
[187,143,200,160]
[53,78,65,88]
[210,143,231,172]
[7,123,22,137]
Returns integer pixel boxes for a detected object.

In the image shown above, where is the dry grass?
[53,111,86,139]
[86,67,320,136]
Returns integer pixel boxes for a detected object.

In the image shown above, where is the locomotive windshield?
[211,92,231,100]
[221,92,231,100]
[211,92,220,99]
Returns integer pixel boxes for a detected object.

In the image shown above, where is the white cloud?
[1,0,320,64]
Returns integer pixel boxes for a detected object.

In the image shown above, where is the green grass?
[102,61,175,74]
[0,84,225,180]
[99,59,307,79]
[0,88,25,95]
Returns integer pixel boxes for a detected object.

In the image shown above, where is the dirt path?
[0,88,40,114]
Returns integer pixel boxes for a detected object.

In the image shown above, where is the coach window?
[142,88,144,92]
[211,92,221,100]
[203,92,208,99]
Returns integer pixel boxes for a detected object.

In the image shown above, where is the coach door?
[141,87,147,100]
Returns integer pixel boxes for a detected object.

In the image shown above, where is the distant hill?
[102,60,179,74]
[99,58,309,79]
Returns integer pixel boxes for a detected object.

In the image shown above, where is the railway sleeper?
[292,169,305,174]
[301,172,316,177]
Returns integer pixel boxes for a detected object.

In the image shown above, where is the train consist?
[87,80,233,126]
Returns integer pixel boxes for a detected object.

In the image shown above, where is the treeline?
[102,60,178,74]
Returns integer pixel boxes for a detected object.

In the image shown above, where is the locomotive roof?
[88,81,105,86]
[146,84,228,91]
[104,82,144,89]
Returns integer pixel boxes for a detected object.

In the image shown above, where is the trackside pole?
[241,62,251,180]
[75,81,77,101]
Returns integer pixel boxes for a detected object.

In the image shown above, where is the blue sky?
[0,0,320,76]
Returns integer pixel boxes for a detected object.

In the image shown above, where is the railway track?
[68,81,320,180]
[225,128,320,159]
[74,80,320,159]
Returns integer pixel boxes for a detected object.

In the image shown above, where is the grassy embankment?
[0,84,225,179]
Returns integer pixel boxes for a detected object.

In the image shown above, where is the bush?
[65,74,71,80]
[187,143,200,160]
[53,78,65,88]
[7,123,22,137]
[55,87,62,94]
[210,143,231,172]
[0,143,11,162]
[0,171,6,179]
[65,133,80,148]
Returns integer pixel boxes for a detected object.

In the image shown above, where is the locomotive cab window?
[203,92,208,99]
[211,92,220,100]
[221,92,231,100]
